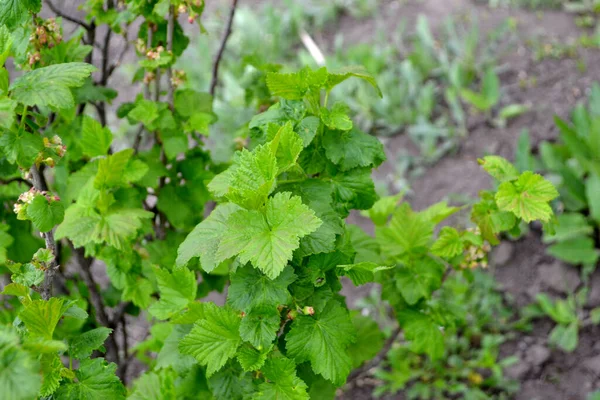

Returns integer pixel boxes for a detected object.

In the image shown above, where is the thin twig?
[45,0,91,29]
[346,326,402,383]
[29,166,59,301]
[0,177,32,187]
[166,5,175,106]
[209,0,239,97]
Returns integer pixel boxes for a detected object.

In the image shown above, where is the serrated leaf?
[296,116,320,147]
[0,327,42,400]
[239,307,281,349]
[397,309,444,360]
[54,358,126,399]
[542,213,593,243]
[320,103,353,131]
[0,96,16,128]
[376,203,434,260]
[0,25,13,66]
[174,89,213,117]
[122,277,153,309]
[94,149,133,189]
[270,122,303,172]
[40,353,63,396]
[26,195,64,233]
[0,0,41,28]
[266,67,328,100]
[80,115,113,157]
[367,193,404,226]
[495,171,558,222]
[19,298,67,339]
[227,264,296,312]
[286,300,355,385]
[70,328,112,360]
[479,156,519,182]
[254,357,309,400]
[236,344,269,372]
[431,227,464,258]
[547,237,599,265]
[0,128,43,168]
[1,282,28,297]
[330,167,378,213]
[176,203,241,271]
[10,63,96,108]
[128,370,177,400]
[323,127,385,171]
[218,192,321,279]
[348,313,385,368]
[127,99,158,126]
[149,266,197,320]
[326,65,382,97]
[179,303,242,376]
[395,257,444,305]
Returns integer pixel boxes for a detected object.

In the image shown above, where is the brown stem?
[209,0,239,97]
[166,5,175,106]
[45,0,91,29]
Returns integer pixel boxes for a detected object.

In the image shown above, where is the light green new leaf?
[431,227,464,258]
[218,192,321,279]
[80,115,113,157]
[226,144,278,209]
[337,262,393,286]
[495,171,558,222]
[0,25,13,66]
[395,257,444,305]
[40,353,62,397]
[227,264,296,312]
[176,203,241,271]
[179,303,242,376]
[0,0,41,28]
[236,344,269,372]
[148,266,197,320]
[376,203,434,260]
[286,300,355,385]
[296,116,320,147]
[323,127,385,171]
[254,357,309,400]
[69,327,112,360]
[0,327,42,400]
[94,149,133,189]
[479,156,519,182]
[53,358,126,400]
[367,193,404,226]
[269,122,303,172]
[122,277,153,309]
[19,298,67,339]
[26,195,64,233]
[0,97,16,128]
[10,63,96,108]
[326,65,382,97]
[266,67,328,100]
[587,173,600,223]
[239,306,281,349]
[0,129,43,168]
[549,322,578,352]
[174,89,212,117]
[320,103,353,131]
[397,309,444,360]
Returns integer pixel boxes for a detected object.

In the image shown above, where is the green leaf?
[395,257,444,305]
[179,303,242,376]
[269,122,303,172]
[94,149,133,189]
[286,300,355,385]
[122,277,153,309]
[266,67,328,100]
[348,313,385,368]
[326,65,382,97]
[320,103,353,131]
[1,282,28,297]
[323,127,385,171]
[80,115,113,157]
[479,156,519,182]
[367,193,404,226]
[336,262,392,285]
[239,307,281,349]
[587,173,600,223]
[19,298,66,339]
[218,192,321,279]
[26,195,64,233]
[296,116,320,147]
[69,327,112,359]
[376,203,434,260]
[495,171,558,222]
[236,344,269,372]
[0,0,41,28]
[10,63,96,108]
[174,89,213,117]
[431,227,464,258]
[397,309,444,360]
[549,322,578,352]
[0,25,13,66]
[547,237,599,265]
[542,213,593,243]
[254,357,309,400]
[330,167,378,212]
[227,264,296,312]
[0,96,16,128]
[222,144,278,209]
[176,203,241,271]
[0,129,43,168]
[0,327,42,400]
[127,99,158,126]
[54,358,126,399]
[149,266,197,320]
[40,353,63,397]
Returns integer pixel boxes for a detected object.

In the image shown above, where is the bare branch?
[209,0,239,97]
[45,0,91,30]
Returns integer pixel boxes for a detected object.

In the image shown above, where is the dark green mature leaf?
[69,328,112,359]
[217,192,321,279]
[0,129,43,168]
[10,63,96,108]
[330,167,378,212]
[323,127,385,171]
[227,264,296,312]
[337,262,392,285]
[286,300,355,385]
[236,344,269,372]
[26,195,64,233]
[548,237,599,265]
[54,358,126,399]
[397,309,444,360]
[254,357,309,400]
[179,303,242,376]
[348,313,385,368]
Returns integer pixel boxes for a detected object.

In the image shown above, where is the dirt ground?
[331,0,600,399]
